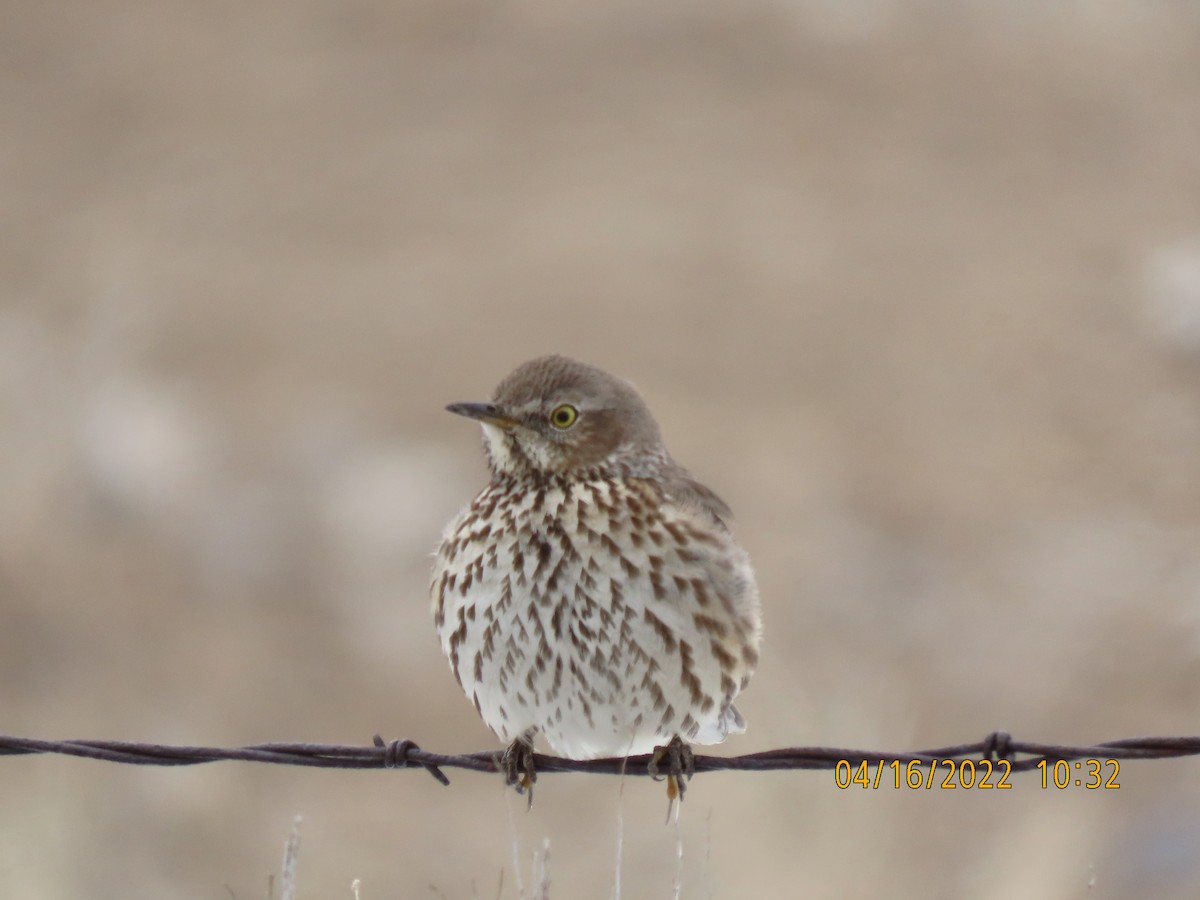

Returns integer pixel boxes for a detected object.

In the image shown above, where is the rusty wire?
[3,732,1199,786]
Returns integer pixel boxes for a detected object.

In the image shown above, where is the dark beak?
[446,402,519,429]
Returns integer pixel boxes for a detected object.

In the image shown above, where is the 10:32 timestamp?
[1037,758,1120,790]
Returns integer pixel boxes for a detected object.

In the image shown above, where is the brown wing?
[660,462,733,525]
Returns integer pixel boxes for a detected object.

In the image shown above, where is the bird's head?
[447,355,665,480]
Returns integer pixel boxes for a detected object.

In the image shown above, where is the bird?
[431,355,762,800]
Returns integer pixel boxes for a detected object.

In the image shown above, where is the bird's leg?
[648,735,695,816]
[500,733,537,808]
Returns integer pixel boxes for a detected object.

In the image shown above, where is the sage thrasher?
[432,355,762,798]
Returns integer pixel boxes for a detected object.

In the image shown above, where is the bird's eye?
[549,404,579,429]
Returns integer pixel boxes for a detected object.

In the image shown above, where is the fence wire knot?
[372,735,450,786]
[984,731,1013,762]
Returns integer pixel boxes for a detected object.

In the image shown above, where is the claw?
[649,735,695,820]
[500,736,537,809]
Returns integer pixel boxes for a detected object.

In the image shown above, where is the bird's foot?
[500,736,537,809]
[648,735,695,820]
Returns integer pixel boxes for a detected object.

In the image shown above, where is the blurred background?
[3,0,1200,897]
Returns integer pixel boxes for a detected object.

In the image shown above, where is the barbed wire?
[3,732,1199,785]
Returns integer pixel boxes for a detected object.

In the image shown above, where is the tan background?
[3,1,1200,897]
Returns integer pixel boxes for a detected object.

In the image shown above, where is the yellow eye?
[549,404,578,429]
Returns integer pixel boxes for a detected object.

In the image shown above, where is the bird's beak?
[445,402,519,430]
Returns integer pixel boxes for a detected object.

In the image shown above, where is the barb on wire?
[3,732,1200,785]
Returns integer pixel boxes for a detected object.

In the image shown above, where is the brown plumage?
[431,355,762,762]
